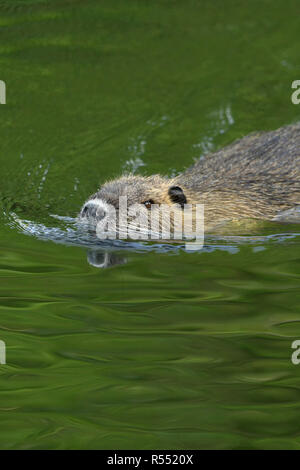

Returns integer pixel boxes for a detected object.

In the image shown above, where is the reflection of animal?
[87,251,127,268]
[79,123,300,232]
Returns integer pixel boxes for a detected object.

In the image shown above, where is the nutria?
[79,123,300,235]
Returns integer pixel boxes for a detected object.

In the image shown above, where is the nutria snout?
[79,123,300,234]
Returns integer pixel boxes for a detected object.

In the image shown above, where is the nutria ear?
[168,186,187,208]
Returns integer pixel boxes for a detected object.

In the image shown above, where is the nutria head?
[79,174,187,221]
[79,175,197,239]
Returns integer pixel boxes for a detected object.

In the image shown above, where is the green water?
[0,0,300,450]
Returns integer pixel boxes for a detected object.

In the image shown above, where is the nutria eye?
[143,199,154,209]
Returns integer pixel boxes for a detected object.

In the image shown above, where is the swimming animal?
[79,123,300,235]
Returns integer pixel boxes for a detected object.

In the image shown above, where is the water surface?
[0,0,300,450]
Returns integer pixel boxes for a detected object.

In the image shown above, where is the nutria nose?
[81,201,106,221]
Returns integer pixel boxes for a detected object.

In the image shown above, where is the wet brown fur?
[82,123,300,231]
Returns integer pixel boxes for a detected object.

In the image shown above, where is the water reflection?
[5,210,300,270]
[87,250,127,269]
